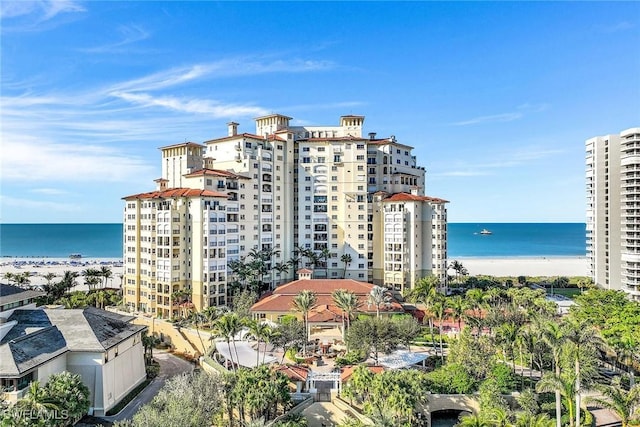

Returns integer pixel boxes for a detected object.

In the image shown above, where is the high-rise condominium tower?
[586,127,640,299]
[123,114,448,318]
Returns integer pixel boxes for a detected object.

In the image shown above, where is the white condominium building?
[586,127,640,300]
[123,114,448,318]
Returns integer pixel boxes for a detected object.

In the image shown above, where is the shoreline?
[453,255,589,277]
[1,257,124,291]
[1,255,590,291]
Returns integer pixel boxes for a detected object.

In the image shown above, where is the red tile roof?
[267,134,287,142]
[341,365,385,382]
[122,188,228,200]
[300,136,366,142]
[184,168,249,179]
[204,133,265,144]
[274,364,309,382]
[250,279,404,316]
[159,142,204,150]
[384,193,449,203]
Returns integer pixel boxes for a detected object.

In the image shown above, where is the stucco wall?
[36,353,68,384]
[101,337,146,414]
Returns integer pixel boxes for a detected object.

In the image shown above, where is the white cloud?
[0,195,80,212]
[1,136,156,183]
[452,103,550,126]
[79,24,151,53]
[0,0,85,29]
[108,58,335,93]
[110,92,269,117]
[596,21,633,33]
[452,112,523,126]
[30,188,70,196]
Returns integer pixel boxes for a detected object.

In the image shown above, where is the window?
[302,157,311,163]
[357,144,365,149]
[303,147,310,152]
[317,147,325,152]
[317,157,325,163]
[356,155,365,160]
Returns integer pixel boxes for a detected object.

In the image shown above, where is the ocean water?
[0,224,123,258]
[447,223,586,258]
[0,223,586,259]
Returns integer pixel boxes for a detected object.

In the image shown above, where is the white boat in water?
[479,229,492,235]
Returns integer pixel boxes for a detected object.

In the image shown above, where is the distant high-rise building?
[586,127,640,299]
[123,114,448,318]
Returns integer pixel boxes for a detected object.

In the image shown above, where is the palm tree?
[368,285,391,318]
[291,290,317,356]
[536,371,577,427]
[247,319,269,366]
[406,275,440,349]
[496,321,520,373]
[94,290,106,309]
[317,247,332,278]
[465,288,486,334]
[273,261,290,285]
[212,313,242,371]
[585,377,640,427]
[340,253,352,278]
[541,321,565,427]
[564,318,604,427]
[99,265,112,288]
[457,413,492,427]
[3,272,15,285]
[514,412,555,427]
[43,272,57,287]
[16,381,59,414]
[431,300,447,363]
[447,295,467,332]
[332,289,362,340]
[14,272,31,288]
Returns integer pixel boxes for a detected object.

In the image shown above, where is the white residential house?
[0,307,147,416]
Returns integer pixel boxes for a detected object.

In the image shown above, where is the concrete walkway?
[301,402,352,427]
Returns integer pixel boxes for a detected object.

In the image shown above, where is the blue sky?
[1,1,638,224]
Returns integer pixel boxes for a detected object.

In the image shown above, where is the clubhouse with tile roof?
[250,270,405,342]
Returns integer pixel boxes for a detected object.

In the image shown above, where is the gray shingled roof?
[0,326,68,376]
[0,284,45,306]
[0,308,146,377]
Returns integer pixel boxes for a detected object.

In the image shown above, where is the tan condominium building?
[123,114,448,318]
[586,127,640,300]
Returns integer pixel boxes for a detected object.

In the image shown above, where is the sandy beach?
[457,256,589,277]
[1,256,589,294]
[0,257,123,290]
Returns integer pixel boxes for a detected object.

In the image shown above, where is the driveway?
[101,350,195,423]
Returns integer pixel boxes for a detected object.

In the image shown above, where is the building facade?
[123,114,448,317]
[586,127,640,299]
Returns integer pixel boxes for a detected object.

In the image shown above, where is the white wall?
[36,353,68,384]
[101,336,146,414]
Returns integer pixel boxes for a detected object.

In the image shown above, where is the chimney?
[227,122,239,137]
[297,268,313,280]
[368,132,376,140]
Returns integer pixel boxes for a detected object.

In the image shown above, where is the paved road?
[101,350,195,423]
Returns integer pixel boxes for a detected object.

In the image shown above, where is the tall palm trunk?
[555,362,562,427]
[575,357,581,427]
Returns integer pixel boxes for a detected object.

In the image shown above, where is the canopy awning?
[215,340,277,368]
[378,350,428,370]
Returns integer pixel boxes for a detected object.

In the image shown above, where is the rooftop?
[0,308,146,376]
